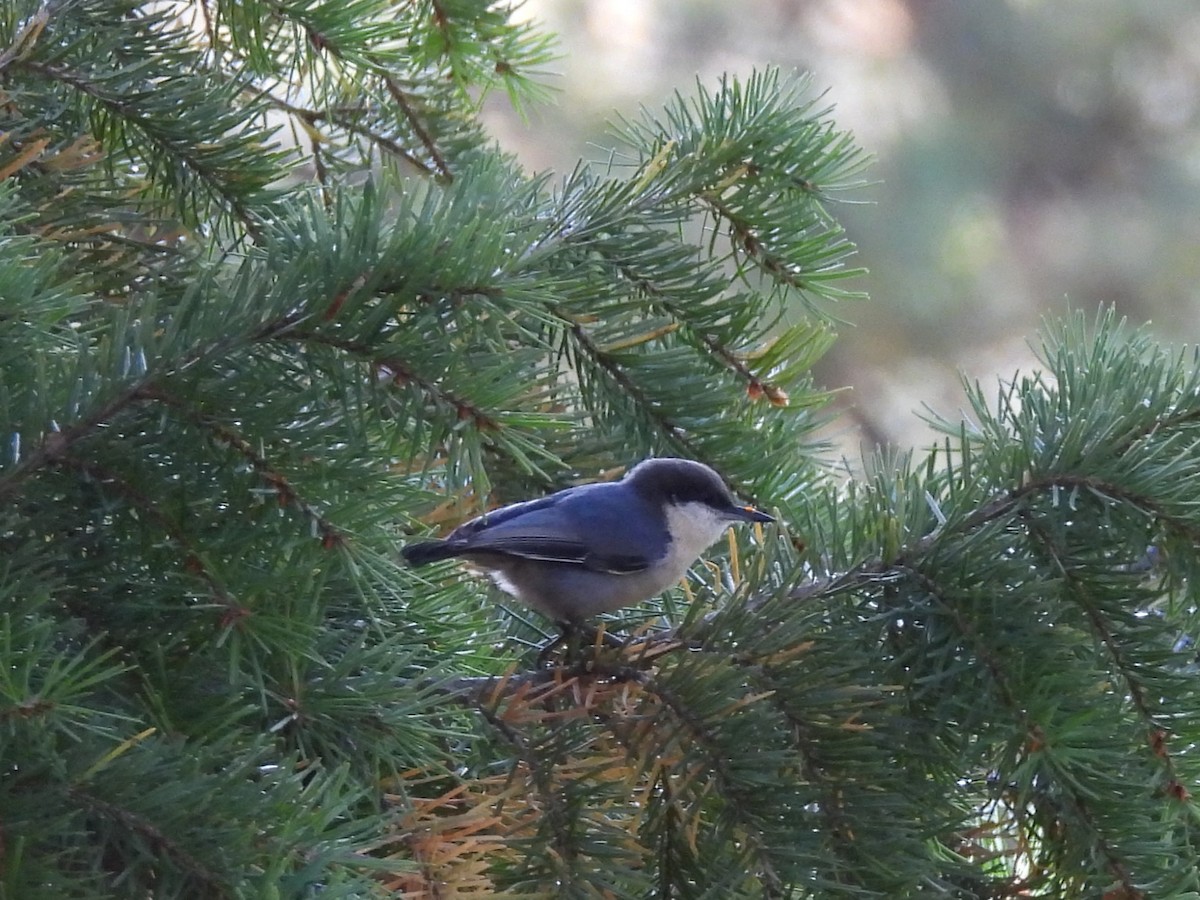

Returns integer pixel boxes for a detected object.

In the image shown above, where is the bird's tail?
[401,540,457,566]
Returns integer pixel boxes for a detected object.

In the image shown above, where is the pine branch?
[9,0,1196,888]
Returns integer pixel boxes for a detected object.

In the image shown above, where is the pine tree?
[2,2,1199,898]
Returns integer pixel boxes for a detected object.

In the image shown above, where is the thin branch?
[0,380,148,503]
[741,661,860,868]
[700,192,817,293]
[278,327,505,434]
[564,320,699,458]
[470,673,585,888]
[259,0,454,180]
[383,74,451,182]
[641,674,783,896]
[17,60,266,237]
[1023,516,1191,806]
[255,89,437,178]
[611,254,791,409]
[135,385,344,548]
[67,787,230,897]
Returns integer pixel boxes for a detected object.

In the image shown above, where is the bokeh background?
[484,0,1200,457]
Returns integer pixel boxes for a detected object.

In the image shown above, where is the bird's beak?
[732,504,774,524]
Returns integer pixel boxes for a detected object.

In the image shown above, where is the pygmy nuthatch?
[402,458,774,623]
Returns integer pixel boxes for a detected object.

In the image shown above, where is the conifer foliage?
[1,2,1198,897]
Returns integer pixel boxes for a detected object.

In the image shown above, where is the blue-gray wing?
[446,486,660,573]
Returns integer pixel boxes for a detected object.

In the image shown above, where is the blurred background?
[484,0,1200,457]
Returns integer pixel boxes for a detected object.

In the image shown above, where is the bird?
[402,458,773,624]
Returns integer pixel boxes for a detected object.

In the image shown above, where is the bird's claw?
[535,621,625,668]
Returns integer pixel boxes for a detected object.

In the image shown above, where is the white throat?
[662,501,734,566]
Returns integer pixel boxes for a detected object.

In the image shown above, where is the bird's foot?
[535,621,623,668]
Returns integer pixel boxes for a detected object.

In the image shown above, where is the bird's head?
[624,458,773,548]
